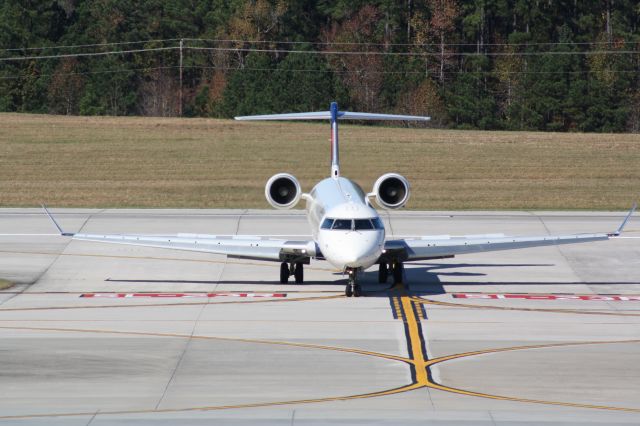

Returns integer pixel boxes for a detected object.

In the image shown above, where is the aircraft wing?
[385,233,610,261]
[42,207,316,263]
[384,204,636,262]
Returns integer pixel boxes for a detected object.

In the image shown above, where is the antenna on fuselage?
[235,103,431,179]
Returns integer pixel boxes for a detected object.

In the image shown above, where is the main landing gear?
[345,268,362,297]
[378,262,403,284]
[280,262,304,284]
[378,263,388,283]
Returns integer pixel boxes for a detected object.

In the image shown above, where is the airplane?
[43,102,636,297]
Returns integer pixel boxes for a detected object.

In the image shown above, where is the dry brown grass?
[0,113,638,210]
[0,279,13,290]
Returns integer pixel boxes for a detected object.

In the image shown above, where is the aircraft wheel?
[294,263,304,284]
[353,285,362,297]
[280,262,289,284]
[378,263,388,283]
[393,262,403,283]
[345,284,353,297]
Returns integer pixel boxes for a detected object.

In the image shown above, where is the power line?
[2,64,637,80]
[2,38,639,55]
[184,37,640,48]
[187,45,640,57]
[0,66,178,80]
[1,41,638,65]
[0,38,182,52]
[0,46,177,62]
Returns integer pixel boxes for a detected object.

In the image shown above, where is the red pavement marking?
[80,293,287,298]
[452,293,640,302]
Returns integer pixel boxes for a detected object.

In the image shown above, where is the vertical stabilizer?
[330,102,340,178]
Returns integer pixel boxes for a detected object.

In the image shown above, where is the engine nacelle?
[372,173,411,209]
[265,173,302,209]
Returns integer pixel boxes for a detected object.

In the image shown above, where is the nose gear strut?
[345,268,362,297]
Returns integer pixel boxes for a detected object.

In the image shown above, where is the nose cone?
[319,230,384,270]
[340,247,376,268]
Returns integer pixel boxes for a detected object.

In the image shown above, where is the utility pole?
[179,38,183,117]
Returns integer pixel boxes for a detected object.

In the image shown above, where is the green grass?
[0,113,638,210]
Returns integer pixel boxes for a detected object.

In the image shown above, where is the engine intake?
[372,173,410,209]
[265,173,302,209]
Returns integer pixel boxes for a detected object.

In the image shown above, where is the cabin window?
[321,218,334,229]
[354,219,374,230]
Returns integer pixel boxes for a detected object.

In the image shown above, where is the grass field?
[0,279,13,290]
[0,113,638,210]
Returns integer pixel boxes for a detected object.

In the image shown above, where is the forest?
[1,1,639,132]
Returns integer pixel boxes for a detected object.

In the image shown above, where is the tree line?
[1,0,639,132]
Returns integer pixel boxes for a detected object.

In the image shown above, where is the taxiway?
[0,208,639,425]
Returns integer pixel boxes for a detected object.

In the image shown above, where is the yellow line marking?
[412,296,640,317]
[3,282,640,417]
[412,301,425,320]
[0,294,344,312]
[0,324,415,420]
[0,384,424,420]
[396,283,429,386]
[391,297,404,320]
[0,325,412,364]
[423,340,640,413]
[396,282,640,413]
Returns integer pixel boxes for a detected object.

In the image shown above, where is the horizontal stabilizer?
[339,111,430,121]
[235,102,429,179]
[235,111,430,121]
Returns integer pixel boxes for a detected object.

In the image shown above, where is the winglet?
[609,202,637,236]
[41,204,74,237]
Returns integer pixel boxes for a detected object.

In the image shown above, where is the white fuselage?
[305,177,385,270]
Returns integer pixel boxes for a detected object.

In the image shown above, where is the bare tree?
[138,69,179,117]
[47,58,84,115]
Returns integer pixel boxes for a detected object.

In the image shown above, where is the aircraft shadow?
[105,278,339,286]
[106,263,639,296]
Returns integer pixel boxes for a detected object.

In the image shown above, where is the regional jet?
[43,102,636,297]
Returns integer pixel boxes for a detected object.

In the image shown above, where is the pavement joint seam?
[153,297,207,410]
[0,211,91,308]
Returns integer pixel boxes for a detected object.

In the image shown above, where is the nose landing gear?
[345,268,362,297]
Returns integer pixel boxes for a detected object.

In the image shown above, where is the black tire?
[378,263,388,283]
[294,263,304,284]
[393,263,403,283]
[353,285,362,297]
[280,262,289,284]
[345,284,353,297]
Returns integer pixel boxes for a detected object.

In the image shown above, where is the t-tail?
[235,102,430,178]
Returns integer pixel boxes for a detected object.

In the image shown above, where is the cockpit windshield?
[332,219,352,230]
[320,218,334,229]
[320,218,385,231]
[354,219,373,230]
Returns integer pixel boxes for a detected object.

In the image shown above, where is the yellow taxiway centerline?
[2,280,640,418]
